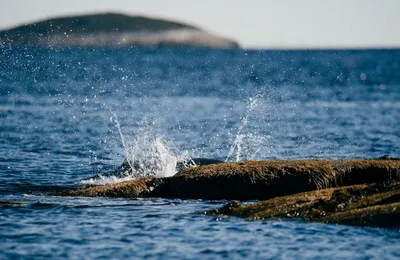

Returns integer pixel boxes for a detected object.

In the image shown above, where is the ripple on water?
[1,48,400,259]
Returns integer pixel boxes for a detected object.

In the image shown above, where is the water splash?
[112,113,196,178]
[109,110,136,175]
[225,96,264,162]
[82,95,271,185]
[79,175,133,186]
[81,106,194,185]
[123,134,183,178]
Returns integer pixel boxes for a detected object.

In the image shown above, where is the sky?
[1,0,399,49]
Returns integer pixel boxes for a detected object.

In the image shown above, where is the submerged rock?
[0,200,26,206]
[205,181,400,228]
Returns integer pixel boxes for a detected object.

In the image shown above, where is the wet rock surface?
[57,159,400,199]
[56,178,160,198]
[55,159,400,227]
[205,181,400,228]
[0,200,26,206]
[154,159,400,200]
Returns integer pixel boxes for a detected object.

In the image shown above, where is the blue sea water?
[1,47,400,259]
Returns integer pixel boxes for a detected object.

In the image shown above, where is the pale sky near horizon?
[1,0,399,49]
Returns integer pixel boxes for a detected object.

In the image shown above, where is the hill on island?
[0,13,239,49]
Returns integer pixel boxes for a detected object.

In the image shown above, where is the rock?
[151,159,400,200]
[54,159,400,227]
[57,159,400,201]
[0,200,26,206]
[56,178,163,198]
[378,154,400,160]
[205,181,400,227]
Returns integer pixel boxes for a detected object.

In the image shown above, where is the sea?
[0,46,399,259]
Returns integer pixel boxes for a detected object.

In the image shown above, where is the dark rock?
[58,159,400,201]
[151,159,400,200]
[55,178,158,198]
[378,154,400,160]
[205,181,400,227]
[54,159,400,227]
[0,200,26,206]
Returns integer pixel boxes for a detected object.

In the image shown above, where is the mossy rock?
[205,181,400,227]
[55,178,164,198]
[56,159,400,200]
[153,159,400,200]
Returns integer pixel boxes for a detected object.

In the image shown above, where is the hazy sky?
[1,0,399,49]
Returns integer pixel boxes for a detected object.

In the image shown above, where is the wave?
[0,182,75,195]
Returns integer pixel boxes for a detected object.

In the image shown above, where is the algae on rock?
[205,181,400,227]
[56,159,400,200]
[55,159,400,227]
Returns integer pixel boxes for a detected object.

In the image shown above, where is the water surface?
[1,47,399,259]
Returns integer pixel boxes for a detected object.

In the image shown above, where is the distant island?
[0,13,239,49]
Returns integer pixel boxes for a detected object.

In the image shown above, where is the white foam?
[81,109,194,185]
[79,175,133,186]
